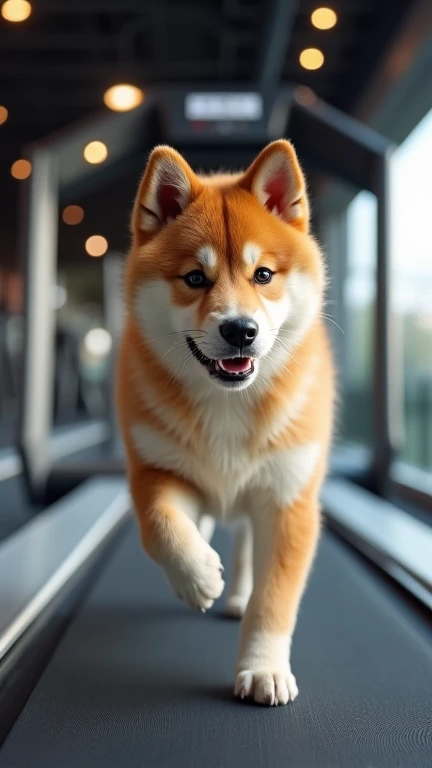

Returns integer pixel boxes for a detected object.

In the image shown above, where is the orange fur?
[117,140,335,706]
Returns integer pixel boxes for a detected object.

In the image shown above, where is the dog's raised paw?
[164,541,225,611]
[234,669,298,706]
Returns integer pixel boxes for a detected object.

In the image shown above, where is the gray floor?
[1,523,432,768]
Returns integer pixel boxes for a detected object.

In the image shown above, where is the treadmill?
[1,89,431,766]
[1,476,431,767]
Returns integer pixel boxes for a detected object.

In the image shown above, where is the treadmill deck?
[1,523,431,768]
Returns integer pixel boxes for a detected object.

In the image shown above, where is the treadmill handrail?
[0,421,109,483]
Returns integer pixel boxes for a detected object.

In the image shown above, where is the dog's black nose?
[219,317,258,349]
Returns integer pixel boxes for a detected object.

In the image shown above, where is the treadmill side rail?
[0,478,131,661]
[323,478,432,605]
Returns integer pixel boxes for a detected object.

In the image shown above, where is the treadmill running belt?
[1,523,432,767]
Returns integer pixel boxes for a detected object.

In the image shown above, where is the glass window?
[53,260,111,427]
[391,109,432,472]
[342,190,377,447]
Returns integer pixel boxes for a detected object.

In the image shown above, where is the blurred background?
[0,3,432,759]
[0,0,431,529]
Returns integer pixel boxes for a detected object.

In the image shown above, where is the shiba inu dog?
[117,140,334,706]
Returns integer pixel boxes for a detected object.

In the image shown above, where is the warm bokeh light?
[0,106,8,125]
[1,0,32,22]
[103,84,144,112]
[11,158,32,179]
[311,7,337,29]
[299,48,325,70]
[62,205,84,225]
[85,235,108,257]
[83,141,108,164]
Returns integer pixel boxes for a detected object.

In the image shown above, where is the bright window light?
[84,328,112,358]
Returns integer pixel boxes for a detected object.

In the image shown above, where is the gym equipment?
[1,84,430,766]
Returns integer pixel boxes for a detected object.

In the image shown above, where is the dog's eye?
[184,270,208,288]
[183,270,209,289]
[254,267,273,285]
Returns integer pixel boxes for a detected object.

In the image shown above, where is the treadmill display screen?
[185,93,263,122]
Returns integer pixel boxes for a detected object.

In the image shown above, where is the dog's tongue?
[219,357,252,374]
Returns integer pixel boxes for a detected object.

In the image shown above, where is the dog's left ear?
[240,140,309,232]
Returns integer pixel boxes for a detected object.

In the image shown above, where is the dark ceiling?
[0,0,414,265]
[0,0,413,140]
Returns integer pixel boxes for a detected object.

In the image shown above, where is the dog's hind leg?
[198,514,216,543]
[225,518,253,618]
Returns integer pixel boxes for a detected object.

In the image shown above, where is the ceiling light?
[85,235,108,257]
[1,0,31,22]
[62,205,84,225]
[299,48,324,70]
[11,159,32,179]
[311,7,337,30]
[0,106,8,125]
[83,141,108,164]
[103,84,144,112]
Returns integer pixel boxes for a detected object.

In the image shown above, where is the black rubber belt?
[1,522,431,768]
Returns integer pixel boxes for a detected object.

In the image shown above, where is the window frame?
[319,64,432,513]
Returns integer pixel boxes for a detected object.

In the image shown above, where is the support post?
[19,149,59,502]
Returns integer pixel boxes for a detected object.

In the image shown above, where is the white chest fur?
[130,390,320,517]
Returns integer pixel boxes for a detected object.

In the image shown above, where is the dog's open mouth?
[187,337,255,383]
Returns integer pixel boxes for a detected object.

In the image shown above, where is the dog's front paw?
[234,668,298,706]
[164,540,225,611]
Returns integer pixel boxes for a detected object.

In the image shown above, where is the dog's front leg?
[235,482,320,705]
[130,466,225,611]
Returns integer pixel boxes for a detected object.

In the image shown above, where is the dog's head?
[126,140,325,393]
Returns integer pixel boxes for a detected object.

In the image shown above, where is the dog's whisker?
[319,314,345,334]
[267,347,294,377]
[272,336,300,361]
[158,332,212,361]
[137,336,203,347]
[136,329,207,348]
[272,335,299,351]
[273,339,300,364]
[269,329,306,350]
[160,339,192,359]
[179,351,195,378]
[164,347,191,388]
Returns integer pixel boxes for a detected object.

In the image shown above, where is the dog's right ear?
[132,146,202,236]
[240,140,309,232]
